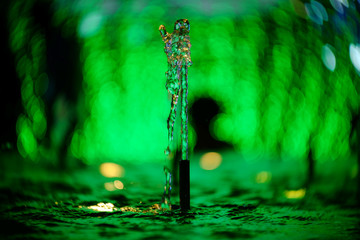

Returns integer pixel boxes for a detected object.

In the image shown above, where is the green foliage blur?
[7,0,360,164]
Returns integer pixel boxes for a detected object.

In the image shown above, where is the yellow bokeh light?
[104,182,116,191]
[284,189,306,199]
[256,171,272,183]
[200,152,222,170]
[114,180,124,189]
[100,162,125,178]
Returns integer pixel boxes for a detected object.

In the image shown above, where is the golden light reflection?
[284,189,306,199]
[256,171,272,183]
[114,180,124,189]
[200,152,222,170]
[82,203,162,214]
[120,204,161,214]
[104,180,124,191]
[100,162,125,178]
[104,182,116,191]
[86,202,117,212]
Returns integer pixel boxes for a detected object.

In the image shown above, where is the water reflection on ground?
[0,151,359,239]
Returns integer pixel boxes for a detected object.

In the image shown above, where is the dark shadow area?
[190,97,232,151]
[31,1,82,170]
[0,1,22,150]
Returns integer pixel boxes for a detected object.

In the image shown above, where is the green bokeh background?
[7,0,360,166]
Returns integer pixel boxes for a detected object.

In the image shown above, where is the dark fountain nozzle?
[180,159,190,211]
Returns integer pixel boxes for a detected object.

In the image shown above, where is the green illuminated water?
[180,65,189,160]
[161,166,172,210]
[160,19,192,161]
[160,20,192,209]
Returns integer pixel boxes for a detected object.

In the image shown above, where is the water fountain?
[159,19,192,211]
[3,2,360,239]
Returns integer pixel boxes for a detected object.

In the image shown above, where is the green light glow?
[8,1,360,164]
[9,0,47,161]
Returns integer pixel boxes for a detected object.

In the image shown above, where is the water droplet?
[161,167,172,210]
[164,146,170,156]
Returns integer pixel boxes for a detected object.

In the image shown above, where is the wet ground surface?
[0,151,359,239]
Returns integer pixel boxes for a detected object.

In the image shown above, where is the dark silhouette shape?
[190,97,232,151]
[0,1,22,150]
[31,1,82,169]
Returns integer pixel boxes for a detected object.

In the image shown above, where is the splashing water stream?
[159,19,192,210]
[161,166,172,210]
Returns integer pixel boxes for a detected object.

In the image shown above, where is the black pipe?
[179,159,190,211]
